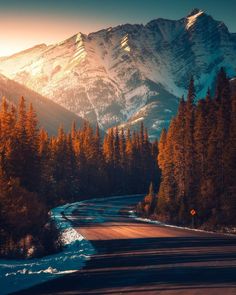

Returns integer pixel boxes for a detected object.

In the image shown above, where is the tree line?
[0,96,159,257]
[138,68,236,230]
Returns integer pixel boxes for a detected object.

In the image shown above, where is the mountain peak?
[186,9,204,29]
[188,8,204,17]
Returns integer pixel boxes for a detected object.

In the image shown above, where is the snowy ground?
[0,201,95,295]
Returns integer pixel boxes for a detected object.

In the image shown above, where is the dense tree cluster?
[138,69,236,229]
[0,96,159,257]
[0,98,59,257]
[103,125,160,195]
[39,119,159,204]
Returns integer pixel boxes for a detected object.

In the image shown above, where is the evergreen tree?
[173,97,186,200]
[13,97,28,184]
[25,103,40,190]
[157,119,177,222]
[157,128,167,171]
[184,77,196,210]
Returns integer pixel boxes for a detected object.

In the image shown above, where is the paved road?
[14,195,236,294]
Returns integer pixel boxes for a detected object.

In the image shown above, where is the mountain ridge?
[0,9,235,137]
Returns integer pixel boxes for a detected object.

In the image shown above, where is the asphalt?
[12,195,236,295]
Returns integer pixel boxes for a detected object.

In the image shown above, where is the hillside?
[0,74,84,134]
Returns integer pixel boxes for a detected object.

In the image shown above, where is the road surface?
[13,195,236,294]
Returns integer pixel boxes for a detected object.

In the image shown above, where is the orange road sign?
[190,209,196,216]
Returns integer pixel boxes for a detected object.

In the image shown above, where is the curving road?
[14,195,236,294]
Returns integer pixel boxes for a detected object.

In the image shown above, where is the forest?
[0,97,159,258]
[137,68,236,230]
[1,67,235,259]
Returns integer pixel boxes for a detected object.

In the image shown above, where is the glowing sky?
[0,0,235,56]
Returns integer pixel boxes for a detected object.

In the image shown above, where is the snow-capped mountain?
[0,9,235,137]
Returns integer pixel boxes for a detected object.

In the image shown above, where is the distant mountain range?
[0,74,84,134]
[0,8,235,137]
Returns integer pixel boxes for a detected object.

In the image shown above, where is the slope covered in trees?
[0,96,159,257]
[138,69,236,230]
[0,74,84,134]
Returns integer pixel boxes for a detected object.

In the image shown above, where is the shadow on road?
[12,236,236,294]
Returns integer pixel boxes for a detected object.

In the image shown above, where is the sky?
[0,0,236,56]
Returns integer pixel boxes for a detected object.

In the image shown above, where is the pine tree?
[223,92,236,223]
[52,126,68,202]
[25,103,40,190]
[215,67,228,104]
[0,97,12,140]
[119,128,126,169]
[38,128,55,206]
[157,119,177,222]
[158,128,167,171]
[173,97,186,200]
[184,77,196,211]
[13,96,28,184]
[148,182,154,197]
[114,126,120,168]
[0,98,14,177]
[65,133,79,200]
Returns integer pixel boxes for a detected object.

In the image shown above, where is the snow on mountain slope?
[0,9,235,137]
[118,81,178,139]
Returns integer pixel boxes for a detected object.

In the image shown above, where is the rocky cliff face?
[0,9,235,137]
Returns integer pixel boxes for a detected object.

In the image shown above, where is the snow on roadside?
[129,210,236,237]
[0,202,95,295]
